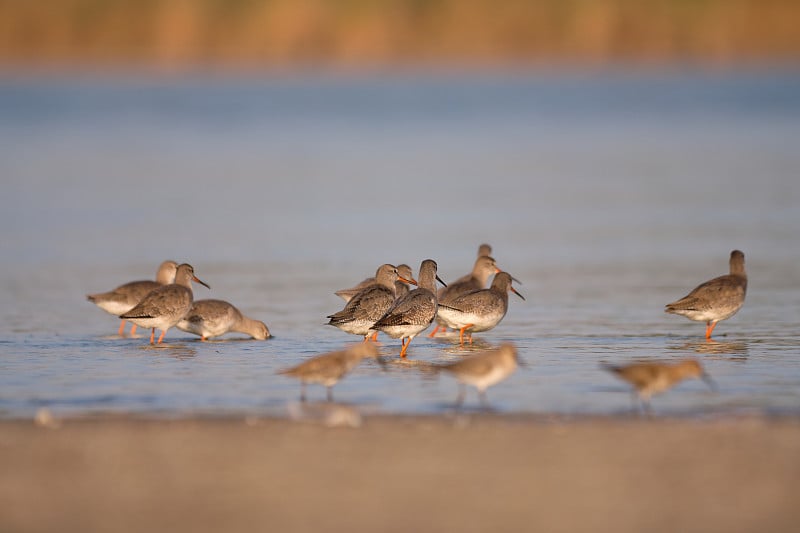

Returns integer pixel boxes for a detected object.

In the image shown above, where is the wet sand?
[4,0,800,67]
[1,414,799,533]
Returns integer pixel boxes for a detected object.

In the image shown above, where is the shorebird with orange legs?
[327,264,416,342]
[665,250,747,340]
[436,272,524,346]
[429,255,502,337]
[120,263,210,345]
[374,259,445,357]
[87,260,178,336]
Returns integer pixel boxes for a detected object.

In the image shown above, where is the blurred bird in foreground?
[437,343,523,407]
[601,358,716,415]
[278,343,382,402]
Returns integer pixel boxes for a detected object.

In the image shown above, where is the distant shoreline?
[2,0,799,69]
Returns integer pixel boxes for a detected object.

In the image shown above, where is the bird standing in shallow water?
[278,343,382,402]
[601,358,716,415]
[177,299,270,340]
[429,255,501,337]
[373,259,446,357]
[665,250,747,340]
[87,260,178,336]
[436,272,524,346]
[327,264,417,341]
[437,343,522,407]
[119,263,210,345]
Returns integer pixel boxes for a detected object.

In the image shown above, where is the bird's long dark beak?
[511,286,525,301]
[436,275,447,287]
[701,372,717,392]
[192,276,211,289]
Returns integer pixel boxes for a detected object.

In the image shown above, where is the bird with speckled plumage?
[373,259,446,357]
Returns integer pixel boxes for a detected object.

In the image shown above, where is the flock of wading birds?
[86,244,747,412]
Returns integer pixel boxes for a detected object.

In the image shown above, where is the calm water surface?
[1,69,799,418]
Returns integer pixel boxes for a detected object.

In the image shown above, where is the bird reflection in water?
[140,343,197,360]
[671,339,749,358]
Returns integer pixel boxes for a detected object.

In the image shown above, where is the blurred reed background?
[1,0,799,69]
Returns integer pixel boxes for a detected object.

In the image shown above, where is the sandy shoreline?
[4,0,800,67]
[1,414,798,532]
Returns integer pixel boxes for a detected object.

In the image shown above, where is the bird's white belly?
[126,315,178,331]
[96,301,134,316]
[336,320,374,336]
[177,319,228,338]
[379,323,428,339]
[438,308,504,332]
[673,304,742,323]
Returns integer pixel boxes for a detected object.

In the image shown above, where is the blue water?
[1,68,799,418]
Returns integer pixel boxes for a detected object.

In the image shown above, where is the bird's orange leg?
[459,325,474,346]
[400,338,410,357]
[149,328,155,345]
[371,331,379,342]
[428,325,441,338]
[157,330,166,344]
[201,335,207,342]
[129,324,137,336]
[118,320,126,336]
[705,321,718,340]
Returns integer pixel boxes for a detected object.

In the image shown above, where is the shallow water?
[1,69,799,418]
